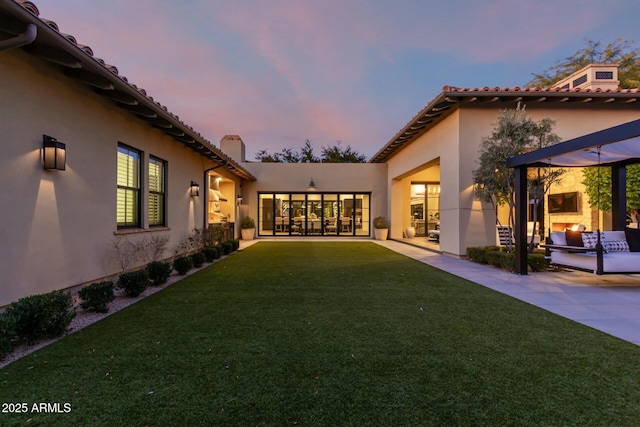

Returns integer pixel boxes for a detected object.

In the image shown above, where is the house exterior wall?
[0,49,238,306]
[386,111,461,254]
[3,36,640,307]
[385,103,640,256]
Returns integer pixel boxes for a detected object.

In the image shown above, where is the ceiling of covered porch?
[507,119,640,168]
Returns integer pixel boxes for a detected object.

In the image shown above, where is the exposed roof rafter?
[370,85,640,163]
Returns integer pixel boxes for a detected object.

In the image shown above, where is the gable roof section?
[0,0,256,181]
[369,85,640,164]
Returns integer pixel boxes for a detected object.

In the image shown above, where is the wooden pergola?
[507,119,640,275]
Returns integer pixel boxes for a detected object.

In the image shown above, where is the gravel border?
[0,260,217,370]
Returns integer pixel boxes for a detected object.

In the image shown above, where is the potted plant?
[240,216,256,240]
[373,216,388,240]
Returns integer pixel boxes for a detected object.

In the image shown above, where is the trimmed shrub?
[173,256,193,275]
[220,241,233,255]
[191,252,206,268]
[213,245,221,259]
[118,270,149,297]
[467,247,487,264]
[486,250,515,271]
[146,261,172,286]
[202,247,218,263]
[78,281,115,313]
[230,239,240,251]
[4,291,76,345]
[373,216,388,229]
[467,246,548,272]
[0,314,16,360]
[528,252,547,272]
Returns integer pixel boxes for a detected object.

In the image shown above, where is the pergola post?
[611,165,627,230]
[514,166,529,275]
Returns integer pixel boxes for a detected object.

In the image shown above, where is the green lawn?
[2,242,640,426]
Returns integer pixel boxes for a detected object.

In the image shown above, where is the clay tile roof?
[41,18,57,31]
[16,0,38,15]
[369,84,640,163]
[77,44,93,56]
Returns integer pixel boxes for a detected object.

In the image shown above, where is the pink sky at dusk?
[36,0,638,160]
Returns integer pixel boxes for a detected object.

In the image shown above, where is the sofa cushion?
[625,228,640,252]
[565,230,584,247]
[551,251,640,273]
[607,231,626,240]
[550,232,567,246]
[604,239,630,253]
[624,228,640,252]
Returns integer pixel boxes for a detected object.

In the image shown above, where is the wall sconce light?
[43,135,66,170]
[190,181,200,197]
[472,183,481,200]
[307,178,317,192]
[236,194,243,206]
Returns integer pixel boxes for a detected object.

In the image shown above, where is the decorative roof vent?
[552,64,620,90]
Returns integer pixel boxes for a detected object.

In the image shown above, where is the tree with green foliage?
[299,139,318,163]
[582,165,640,222]
[527,39,640,88]
[526,118,564,249]
[253,149,282,163]
[321,141,367,163]
[473,103,563,252]
[255,139,318,163]
[530,38,640,222]
[255,139,366,163]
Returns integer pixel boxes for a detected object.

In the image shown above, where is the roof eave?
[369,88,640,164]
[2,0,256,181]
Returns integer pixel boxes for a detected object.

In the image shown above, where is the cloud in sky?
[36,0,636,159]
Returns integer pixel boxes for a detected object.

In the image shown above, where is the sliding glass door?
[258,192,371,237]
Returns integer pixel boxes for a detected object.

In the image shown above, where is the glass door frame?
[257,192,371,237]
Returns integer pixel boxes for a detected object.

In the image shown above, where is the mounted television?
[548,192,579,214]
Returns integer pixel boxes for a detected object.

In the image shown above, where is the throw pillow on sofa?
[625,227,640,252]
[565,230,584,247]
[604,239,630,252]
[581,232,605,251]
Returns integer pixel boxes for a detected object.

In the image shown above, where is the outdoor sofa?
[547,228,640,274]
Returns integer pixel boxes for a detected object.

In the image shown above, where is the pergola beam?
[509,119,640,275]
[514,166,529,275]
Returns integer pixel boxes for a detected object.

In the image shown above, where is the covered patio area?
[508,119,640,275]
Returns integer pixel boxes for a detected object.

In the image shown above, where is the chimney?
[220,135,246,163]
[552,64,620,91]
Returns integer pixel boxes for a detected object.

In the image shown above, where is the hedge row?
[466,246,547,272]
[0,240,240,361]
[0,291,76,359]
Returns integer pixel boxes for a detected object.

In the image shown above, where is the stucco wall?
[0,50,238,306]
[387,111,461,253]
[385,103,640,256]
